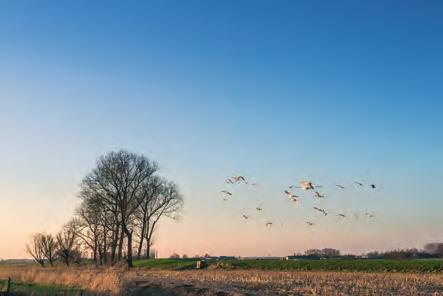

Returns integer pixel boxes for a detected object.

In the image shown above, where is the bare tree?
[135,175,163,259]
[40,234,57,266]
[144,181,183,259]
[72,150,183,267]
[25,150,184,268]
[79,150,158,267]
[78,179,121,265]
[75,204,101,264]
[56,222,81,266]
[169,252,180,259]
[25,234,46,267]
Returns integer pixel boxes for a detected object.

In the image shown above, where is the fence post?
[6,277,11,294]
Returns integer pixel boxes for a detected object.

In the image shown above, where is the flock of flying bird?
[220,175,378,229]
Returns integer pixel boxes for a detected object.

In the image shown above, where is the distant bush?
[366,248,437,260]
[305,248,340,258]
[424,243,443,258]
[366,251,383,259]
[384,249,431,259]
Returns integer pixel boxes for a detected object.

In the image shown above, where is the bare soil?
[125,270,443,296]
[1,266,442,295]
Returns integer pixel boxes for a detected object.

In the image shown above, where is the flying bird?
[300,180,315,190]
[337,213,346,218]
[369,184,376,189]
[313,207,328,216]
[365,212,376,218]
[354,181,364,187]
[256,206,263,212]
[232,175,248,184]
[284,190,299,199]
[220,190,232,196]
[290,197,299,205]
[265,222,274,228]
[314,191,324,198]
[306,221,315,226]
[242,214,250,220]
[225,178,234,184]
[336,184,346,189]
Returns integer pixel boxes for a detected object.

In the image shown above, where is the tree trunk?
[93,243,97,264]
[103,224,108,265]
[127,232,133,268]
[146,217,160,259]
[98,246,103,265]
[136,220,146,260]
[136,236,143,260]
[145,219,151,258]
[146,240,151,259]
[117,226,124,261]
[111,222,120,264]
[123,224,134,268]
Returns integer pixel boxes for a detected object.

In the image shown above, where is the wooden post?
[6,277,11,294]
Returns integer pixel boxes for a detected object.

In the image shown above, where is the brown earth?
[1,266,442,295]
[126,270,443,296]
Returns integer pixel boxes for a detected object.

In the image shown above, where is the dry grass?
[1,266,442,295]
[0,265,124,295]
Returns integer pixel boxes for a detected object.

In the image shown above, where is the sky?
[1,0,442,259]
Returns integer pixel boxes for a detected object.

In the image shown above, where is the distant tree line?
[26,150,183,268]
[366,244,443,259]
[168,253,212,259]
[291,244,443,260]
[305,248,341,258]
[424,243,443,257]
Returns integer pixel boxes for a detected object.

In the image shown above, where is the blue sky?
[1,1,442,258]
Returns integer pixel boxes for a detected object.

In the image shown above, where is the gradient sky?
[1,1,442,259]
